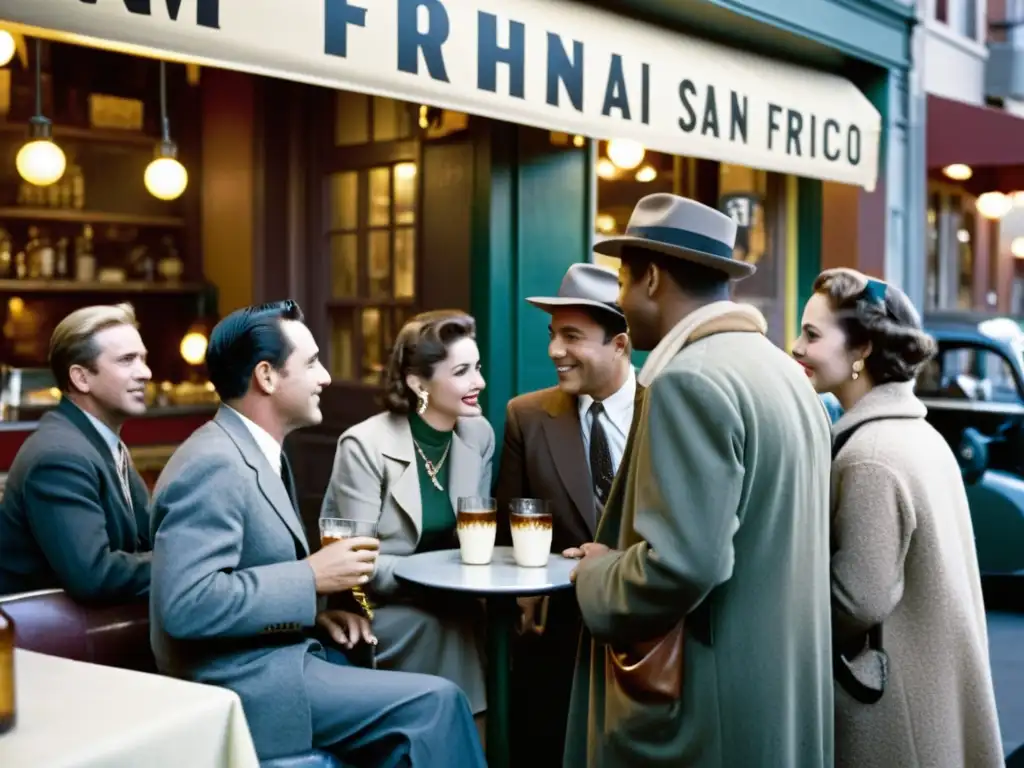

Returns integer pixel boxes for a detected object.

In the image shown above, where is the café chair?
[0,587,154,672]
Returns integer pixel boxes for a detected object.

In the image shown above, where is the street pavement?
[989,610,1024,761]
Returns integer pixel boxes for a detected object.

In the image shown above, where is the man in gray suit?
[150,300,485,766]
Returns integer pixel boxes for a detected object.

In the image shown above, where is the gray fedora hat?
[594,193,755,280]
[526,263,624,317]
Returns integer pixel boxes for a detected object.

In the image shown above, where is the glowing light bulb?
[976,192,1012,220]
[607,139,645,170]
[0,31,15,68]
[942,164,972,181]
[145,156,188,201]
[179,331,208,365]
[16,138,66,187]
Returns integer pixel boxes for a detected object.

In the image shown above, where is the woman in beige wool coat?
[792,267,1004,768]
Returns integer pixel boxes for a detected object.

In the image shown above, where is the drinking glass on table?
[319,518,379,619]
[509,498,552,567]
[456,496,497,565]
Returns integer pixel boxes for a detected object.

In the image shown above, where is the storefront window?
[926,194,940,311]
[326,92,418,384]
[927,184,987,311]
[593,144,787,342]
[957,204,975,309]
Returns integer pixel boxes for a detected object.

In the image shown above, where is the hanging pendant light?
[144,61,188,201]
[0,30,16,68]
[16,38,66,188]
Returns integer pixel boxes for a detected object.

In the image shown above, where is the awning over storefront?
[928,94,1024,193]
[2,0,882,190]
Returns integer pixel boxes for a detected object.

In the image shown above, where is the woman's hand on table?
[317,609,377,649]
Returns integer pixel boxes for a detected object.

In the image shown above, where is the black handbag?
[829,416,913,705]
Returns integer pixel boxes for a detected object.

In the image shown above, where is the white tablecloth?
[0,650,260,768]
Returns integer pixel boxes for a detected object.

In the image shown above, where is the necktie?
[116,442,133,511]
[589,402,615,505]
[280,455,298,511]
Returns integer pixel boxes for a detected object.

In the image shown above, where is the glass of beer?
[509,498,553,567]
[319,518,379,618]
[456,496,497,565]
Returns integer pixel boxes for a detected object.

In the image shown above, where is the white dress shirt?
[228,406,282,477]
[577,367,636,475]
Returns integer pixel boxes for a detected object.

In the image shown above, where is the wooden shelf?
[0,208,185,228]
[0,122,158,148]
[0,279,207,294]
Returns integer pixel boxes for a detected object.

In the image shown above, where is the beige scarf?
[637,300,768,387]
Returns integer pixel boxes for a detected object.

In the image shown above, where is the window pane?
[394,228,416,299]
[918,347,1022,404]
[335,91,369,146]
[373,97,412,142]
[330,310,355,381]
[330,234,358,298]
[368,167,391,227]
[368,231,391,299]
[361,308,385,384]
[328,171,358,230]
[394,163,417,225]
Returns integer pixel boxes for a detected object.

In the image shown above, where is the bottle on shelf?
[75,224,96,283]
[0,605,15,736]
[25,227,55,280]
[55,237,70,279]
[0,229,12,279]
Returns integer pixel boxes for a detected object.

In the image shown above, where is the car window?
[916,345,1022,403]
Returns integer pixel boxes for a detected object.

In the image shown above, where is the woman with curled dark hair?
[792,268,1002,768]
[321,309,491,722]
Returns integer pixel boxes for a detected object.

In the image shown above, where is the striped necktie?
[589,401,615,505]
[116,442,133,511]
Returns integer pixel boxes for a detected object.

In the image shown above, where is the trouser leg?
[304,650,486,768]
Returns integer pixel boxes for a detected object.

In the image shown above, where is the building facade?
[1,0,916,513]
[923,0,1024,314]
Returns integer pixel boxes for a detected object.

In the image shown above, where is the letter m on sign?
[79,0,220,29]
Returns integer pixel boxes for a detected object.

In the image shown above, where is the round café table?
[394,546,576,768]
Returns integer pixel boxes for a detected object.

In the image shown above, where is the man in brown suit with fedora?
[494,262,641,767]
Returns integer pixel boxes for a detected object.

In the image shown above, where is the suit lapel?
[56,398,139,540]
[541,391,598,535]
[214,408,310,555]
[380,415,423,537]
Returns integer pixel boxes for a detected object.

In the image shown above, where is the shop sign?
[5,0,881,189]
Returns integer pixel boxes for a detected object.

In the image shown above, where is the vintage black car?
[920,311,1024,578]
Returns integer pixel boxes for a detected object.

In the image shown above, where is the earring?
[851,359,865,381]
[416,390,429,415]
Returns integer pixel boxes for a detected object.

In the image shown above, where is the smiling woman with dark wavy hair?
[319,309,493,726]
[792,268,1003,768]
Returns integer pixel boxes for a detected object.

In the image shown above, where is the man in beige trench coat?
[564,194,835,768]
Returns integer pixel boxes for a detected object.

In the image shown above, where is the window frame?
[318,94,423,388]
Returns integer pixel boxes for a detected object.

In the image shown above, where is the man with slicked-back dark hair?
[149,300,486,765]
